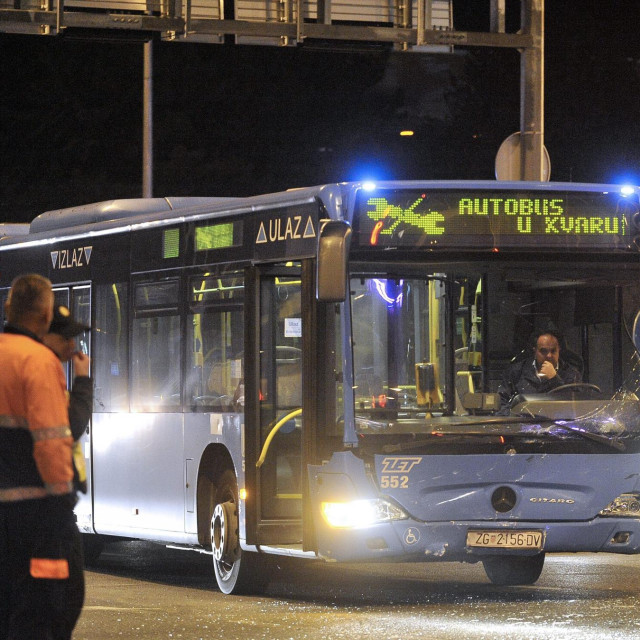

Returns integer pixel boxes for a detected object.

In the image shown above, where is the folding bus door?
[245,264,306,546]
[52,285,93,531]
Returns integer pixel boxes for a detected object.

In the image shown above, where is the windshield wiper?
[380,417,627,454]
[514,404,627,451]
[553,422,626,451]
[382,433,504,453]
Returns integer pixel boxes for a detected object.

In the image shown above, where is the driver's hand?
[539,361,557,380]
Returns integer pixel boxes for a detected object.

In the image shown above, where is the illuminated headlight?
[599,493,640,517]
[321,498,408,529]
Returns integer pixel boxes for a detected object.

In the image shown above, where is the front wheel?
[211,469,269,595]
[482,553,545,586]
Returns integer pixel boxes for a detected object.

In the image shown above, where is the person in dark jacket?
[497,329,582,413]
[43,305,91,494]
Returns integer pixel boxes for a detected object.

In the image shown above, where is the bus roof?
[1,181,636,250]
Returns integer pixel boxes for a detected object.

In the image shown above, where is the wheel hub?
[211,501,237,563]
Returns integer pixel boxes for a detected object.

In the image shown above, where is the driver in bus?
[497,329,582,413]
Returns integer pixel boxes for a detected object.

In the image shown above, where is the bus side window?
[94,282,129,412]
[131,278,181,411]
[187,274,244,412]
[187,309,244,411]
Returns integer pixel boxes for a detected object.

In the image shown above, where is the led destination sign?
[354,189,640,250]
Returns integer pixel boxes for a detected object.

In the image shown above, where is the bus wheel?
[482,553,545,586]
[210,470,268,595]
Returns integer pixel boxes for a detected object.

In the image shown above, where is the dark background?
[1,0,639,223]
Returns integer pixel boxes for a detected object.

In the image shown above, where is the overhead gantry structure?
[0,1,545,182]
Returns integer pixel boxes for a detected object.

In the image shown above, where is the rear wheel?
[482,553,545,585]
[211,469,269,595]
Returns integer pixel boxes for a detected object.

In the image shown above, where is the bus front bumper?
[314,517,640,563]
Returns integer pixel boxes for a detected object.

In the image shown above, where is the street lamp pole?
[520,0,544,180]
[143,39,153,198]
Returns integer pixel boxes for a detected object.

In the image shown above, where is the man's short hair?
[529,327,565,351]
[5,274,53,325]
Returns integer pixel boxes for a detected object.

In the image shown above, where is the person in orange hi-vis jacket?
[0,274,84,640]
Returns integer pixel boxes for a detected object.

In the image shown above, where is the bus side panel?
[92,412,187,540]
[0,247,50,283]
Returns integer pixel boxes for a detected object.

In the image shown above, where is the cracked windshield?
[349,265,640,452]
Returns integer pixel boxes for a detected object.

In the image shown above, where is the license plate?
[466,529,544,550]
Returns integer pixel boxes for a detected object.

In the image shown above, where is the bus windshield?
[349,263,640,448]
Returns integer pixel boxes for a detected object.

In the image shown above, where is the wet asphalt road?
[74,541,640,640]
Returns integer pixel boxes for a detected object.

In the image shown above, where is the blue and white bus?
[2,180,640,594]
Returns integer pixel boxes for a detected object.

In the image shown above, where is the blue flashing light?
[620,185,636,197]
[362,181,377,191]
[346,156,394,185]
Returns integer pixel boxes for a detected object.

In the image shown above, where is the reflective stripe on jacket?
[0,332,73,501]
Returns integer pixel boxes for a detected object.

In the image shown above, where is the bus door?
[246,263,306,546]
[52,284,92,531]
[52,284,92,376]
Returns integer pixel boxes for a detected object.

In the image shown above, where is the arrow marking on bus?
[303,217,316,238]
[256,222,267,243]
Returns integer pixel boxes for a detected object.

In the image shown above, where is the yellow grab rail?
[256,408,303,468]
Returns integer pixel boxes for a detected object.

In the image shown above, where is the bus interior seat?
[455,370,474,415]
[562,349,584,377]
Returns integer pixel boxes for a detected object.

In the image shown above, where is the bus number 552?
[380,475,409,489]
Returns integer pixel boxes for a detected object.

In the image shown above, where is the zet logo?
[366,196,445,244]
[380,456,422,473]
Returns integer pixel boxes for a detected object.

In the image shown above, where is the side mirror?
[316,220,352,302]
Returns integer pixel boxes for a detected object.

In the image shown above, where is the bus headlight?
[321,498,408,529]
[599,493,640,517]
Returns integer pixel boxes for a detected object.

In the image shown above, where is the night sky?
[1,1,640,223]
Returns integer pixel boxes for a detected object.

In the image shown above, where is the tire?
[482,553,545,586]
[211,469,269,595]
[82,533,105,566]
